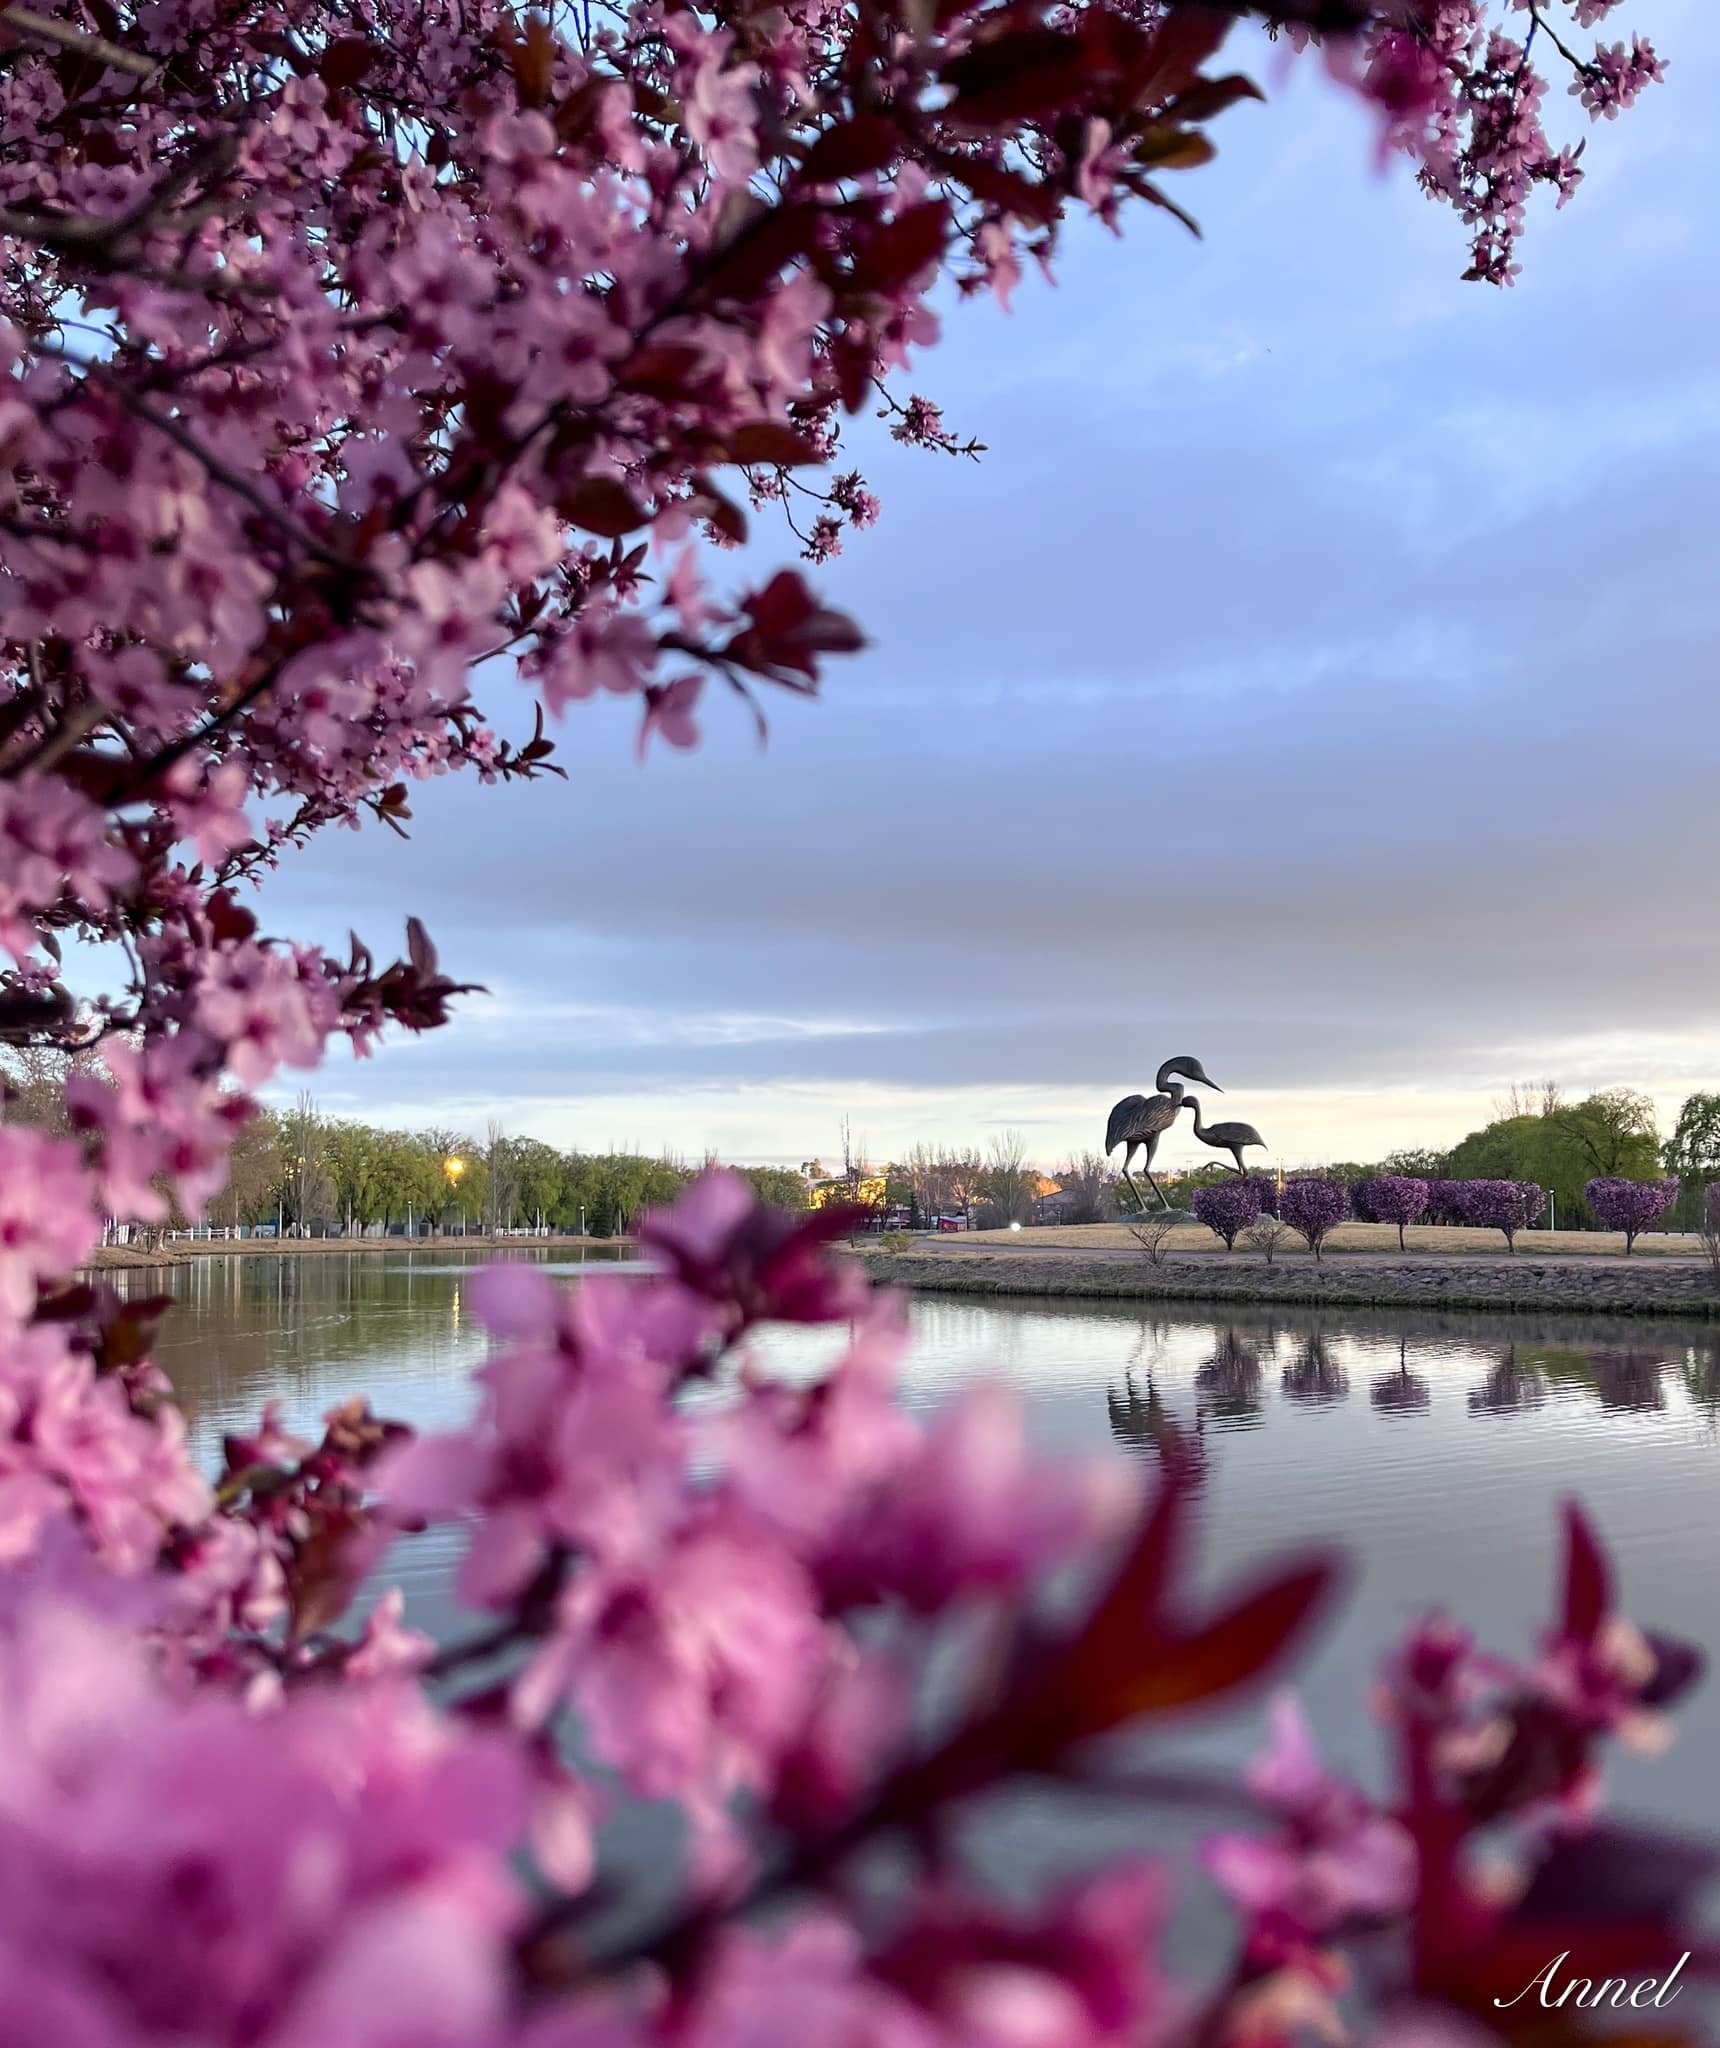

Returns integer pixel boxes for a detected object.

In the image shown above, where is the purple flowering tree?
[1278,1178,1351,1263]
[1586,1176,1682,1253]
[1354,1176,1431,1252]
[1448,1179,1548,1252]
[1193,1179,1263,1251]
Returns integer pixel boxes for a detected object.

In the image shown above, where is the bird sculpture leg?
[1140,1131,1172,1210]
[1230,1150,1246,1177]
[1119,1144,1146,1212]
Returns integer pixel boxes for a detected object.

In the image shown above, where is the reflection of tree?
[1195,1329,1265,1431]
[1370,1339,1430,1415]
[1468,1343,1547,1414]
[1586,1351,1666,1414]
[1106,1370,1207,1487]
[1681,1347,1720,1415]
[1281,1329,1349,1407]
[1528,1345,1668,1415]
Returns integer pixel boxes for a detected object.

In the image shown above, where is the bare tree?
[1,1041,107,1132]
[1701,1186,1720,1284]
[483,1118,523,1236]
[945,1147,985,1231]
[903,1142,953,1224]
[1052,1151,1115,1225]
[1126,1213,1180,1267]
[1493,1079,1563,1122]
[1241,1216,1294,1267]
[279,1090,335,1235]
[979,1127,1035,1228]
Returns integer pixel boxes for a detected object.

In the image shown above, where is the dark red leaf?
[928,151,1059,226]
[1561,1499,1612,1644]
[1163,71,1265,123]
[939,25,1080,98]
[725,422,822,467]
[616,344,707,400]
[319,36,378,90]
[1119,1559,1340,1719]
[1130,175,1203,238]
[849,198,949,292]
[947,59,1095,127]
[1127,4,1233,107]
[698,202,822,303]
[800,113,902,185]
[689,476,748,546]
[561,478,648,538]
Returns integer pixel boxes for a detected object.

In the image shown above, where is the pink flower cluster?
[0,1580,529,2048]
[384,1173,1122,1871]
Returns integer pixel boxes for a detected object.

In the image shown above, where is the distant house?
[1035,1182,1087,1225]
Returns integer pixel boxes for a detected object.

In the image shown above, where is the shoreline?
[88,1234,634,1272]
[853,1247,1720,1321]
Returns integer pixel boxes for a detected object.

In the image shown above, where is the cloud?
[258,10,1720,1167]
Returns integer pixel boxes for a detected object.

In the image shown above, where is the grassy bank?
[956,1220,1703,1259]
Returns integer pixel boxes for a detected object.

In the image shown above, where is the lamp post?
[444,1155,466,1237]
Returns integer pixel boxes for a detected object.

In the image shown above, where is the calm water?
[131,1252,1720,1861]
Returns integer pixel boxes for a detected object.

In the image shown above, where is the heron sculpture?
[1185,1094,1268,1177]
[1105,1055,1221,1212]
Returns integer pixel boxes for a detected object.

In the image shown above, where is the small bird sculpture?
[1105,1055,1221,1211]
[1185,1093,1267,1177]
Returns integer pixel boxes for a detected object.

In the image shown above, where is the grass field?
[952,1221,1706,1261]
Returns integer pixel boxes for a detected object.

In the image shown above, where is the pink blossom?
[636,1169,871,1329]
[1204,1693,1415,1949]
[0,1589,527,2048]
[194,944,327,1087]
[0,1127,100,1324]
[637,675,703,757]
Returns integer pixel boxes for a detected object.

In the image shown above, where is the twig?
[2,5,157,79]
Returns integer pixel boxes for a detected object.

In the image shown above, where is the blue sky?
[263,2,1718,1172]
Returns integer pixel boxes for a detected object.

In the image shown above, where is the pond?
[131,1251,1720,1872]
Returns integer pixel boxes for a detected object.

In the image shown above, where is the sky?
[258,2,1719,1174]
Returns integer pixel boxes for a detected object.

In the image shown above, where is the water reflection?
[118,1254,1720,1839]
[1281,1330,1349,1408]
[1194,1329,1265,1432]
[1370,1340,1431,1415]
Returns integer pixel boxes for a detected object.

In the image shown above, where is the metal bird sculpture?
[1185,1093,1267,1177]
[1105,1055,1221,1212]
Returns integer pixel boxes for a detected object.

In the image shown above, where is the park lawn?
[953,1221,1704,1260]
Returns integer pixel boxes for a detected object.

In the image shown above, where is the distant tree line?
[7,1049,1717,1240]
[253,1102,816,1237]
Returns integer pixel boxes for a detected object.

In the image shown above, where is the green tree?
[1446,1090,1661,1228]
[512,1139,566,1230]
[737,1165,810,1212]
[1547,1089,1661,1182]
[1664,1092,1720,1229]
[1446,1116,1541,1184]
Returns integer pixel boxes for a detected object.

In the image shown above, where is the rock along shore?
[852,1248,1720,1321]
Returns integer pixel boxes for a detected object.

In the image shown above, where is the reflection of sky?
[134,1254,1720,1850]
[173,2,1720,1172]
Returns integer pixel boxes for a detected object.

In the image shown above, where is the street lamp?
[444,1155,466,1237]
